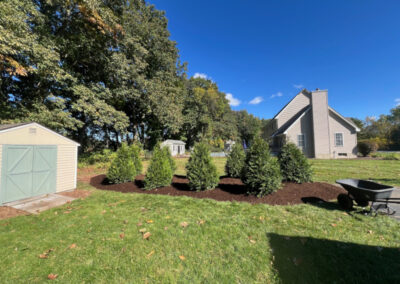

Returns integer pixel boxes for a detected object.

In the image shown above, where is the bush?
[186,142,219,191]
[278,143,312,183]
[144,143,174,189]
[107,143,136,184]
[242,136,281,197]
[358,140,379,157]
[161,146,177,173]
[225,142,245,178]
[129,143,143,175]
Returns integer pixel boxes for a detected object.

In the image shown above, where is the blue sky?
[150,0,400,120]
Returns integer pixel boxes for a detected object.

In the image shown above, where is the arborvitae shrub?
[144,143,173,189]
[162,146,177,173]
[278,143,312,183]
[107,143,136,184]
[225,142,245,178]
[129,142,143,175]
[242,136,281,197]
[186,142,219,191]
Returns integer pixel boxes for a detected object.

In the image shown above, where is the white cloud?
[270,92,283,99]
[395,98,400,106]
[225,93,241,106]
[249,96,263,105]
[293,84,304,89]
[193,72,209,79]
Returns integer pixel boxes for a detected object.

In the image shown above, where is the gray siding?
[285,110,315,158]
[328,110,358,158]
[276,91,311,129]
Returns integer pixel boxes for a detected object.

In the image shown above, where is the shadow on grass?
[268,233,400,283]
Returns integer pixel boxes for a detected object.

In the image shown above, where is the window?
[335,133,344,147]
[297,134,305,148]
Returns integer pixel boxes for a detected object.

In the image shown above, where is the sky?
[150,0,400,120]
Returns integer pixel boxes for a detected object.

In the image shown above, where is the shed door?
[1,145,57,203]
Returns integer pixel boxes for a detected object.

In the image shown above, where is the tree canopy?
[0,0,265,151]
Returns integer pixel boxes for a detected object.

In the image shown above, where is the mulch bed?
[90,174,346,205]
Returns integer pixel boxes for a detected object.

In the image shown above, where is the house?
[0,122,80,204]
[265,89,360,158]
[161,140,186,156]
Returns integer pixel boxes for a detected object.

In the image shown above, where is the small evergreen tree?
[107,143,136,184]
[129,142,143,175]
[186,142,219,191]
[162,146,177,173]
[144,143,174,189]
[242,136,281,197]
[278,143,312,183]
[225,142,245,178]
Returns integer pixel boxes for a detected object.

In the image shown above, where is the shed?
[0,122,80,204]
[160,140,186,156]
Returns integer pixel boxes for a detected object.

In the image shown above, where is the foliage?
[278,143,312,183]
[225,142,246,178]
[129,143,143,175]
[161,146,177,173]
[242,137,281,196]
[186,142,219,190]
[144,143,174,189]
[358,140,379,157]
[107,143,136,184]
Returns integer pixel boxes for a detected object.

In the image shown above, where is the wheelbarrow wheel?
[338,194,353,210]
[355,199,369,207]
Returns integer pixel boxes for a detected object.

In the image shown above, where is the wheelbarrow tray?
[336,179,394,202]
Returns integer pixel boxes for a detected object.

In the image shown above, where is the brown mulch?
[59,190,92,199]
[0,206,29,220]
[90,174,346,205]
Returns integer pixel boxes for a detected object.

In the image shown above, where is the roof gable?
[0,122,80,146]
[328,107,360,131]
[273,89,311,120]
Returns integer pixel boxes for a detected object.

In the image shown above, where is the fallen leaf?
[67,200,71,204]
[48,274,58,280]
[146,220,154,224]
[64,211,71,214]
[123,220,129,224]
[331,223,337,227]
[147,250,155,258]
[180,222,189,228]
[101,210,106,214]
[137,222,142,226]
[367,230,373,234]
[141,207,147,212]
[143,232,151,240]
[39,249,54,259]
[249,239,256,244]
[164,227,168,230]
[139,228,147,233]
[69,244,77,249]
[165,216,170,219]
[197,220,205,225]
[119,233,125,239]
[54,212,58,215]
[179,255,186,261]
[121,247,126,253]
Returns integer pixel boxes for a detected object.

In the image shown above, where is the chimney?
[311,89,331,158]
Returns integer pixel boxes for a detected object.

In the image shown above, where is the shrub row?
[225,139,312,197]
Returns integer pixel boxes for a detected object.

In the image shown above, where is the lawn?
[0,158,399,283]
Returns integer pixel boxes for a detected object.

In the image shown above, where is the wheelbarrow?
[336,179,400,215]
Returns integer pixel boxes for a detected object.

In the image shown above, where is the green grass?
[0,181,399,283]
[310,159,400,186]
[2,158,399,282]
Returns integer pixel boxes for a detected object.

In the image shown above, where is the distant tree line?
[351,105,400,150]
[0,0,268,152]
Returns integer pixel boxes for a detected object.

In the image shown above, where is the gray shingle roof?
[0,122,31,131]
